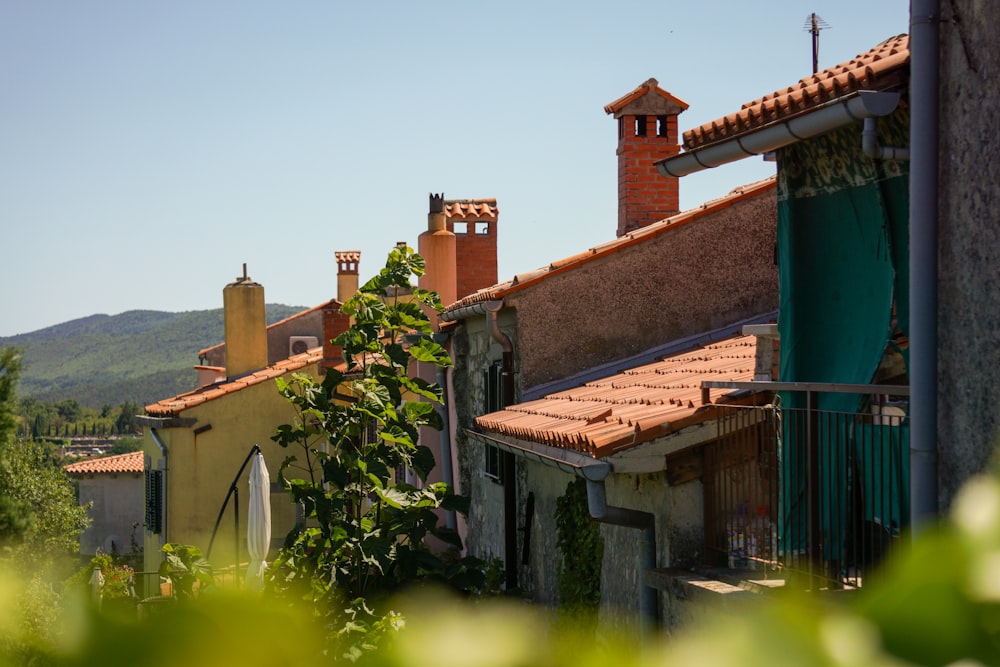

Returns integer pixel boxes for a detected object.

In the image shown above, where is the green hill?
[1,305,306,409]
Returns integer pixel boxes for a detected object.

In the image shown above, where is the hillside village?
[22,6,1000,657]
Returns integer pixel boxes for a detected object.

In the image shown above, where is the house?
[440,77,779,627]
[64,450,145,559]
[137,263,356,579]
[654,35,914,588]
[137,196,502,581]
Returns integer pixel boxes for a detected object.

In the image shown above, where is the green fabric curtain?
[775,111,910,557]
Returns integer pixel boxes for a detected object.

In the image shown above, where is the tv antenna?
[803,13,831,74]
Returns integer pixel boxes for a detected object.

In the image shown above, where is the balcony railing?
[702,381,910,590]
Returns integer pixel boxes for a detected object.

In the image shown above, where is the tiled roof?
[335,250,361,263]
[443,177,775,312]
[146,347,326,417]
[65,451,144,476]
[603,77,689,116]
[683,34,909,150]
[198,299,337,358]
[445,198,497,219]
[474,334,760,458]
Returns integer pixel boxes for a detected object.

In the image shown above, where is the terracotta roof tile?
[146,346,330,418]
[65,451,144,476]
[683,34,909,150]
[445,198,497,220]
[474,335,760,457]
[444,178,776,312]
[603,77,690,116]
[335,250,361,263]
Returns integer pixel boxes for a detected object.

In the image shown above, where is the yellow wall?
[143,365,320,575]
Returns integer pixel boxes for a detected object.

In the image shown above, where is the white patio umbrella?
[246,450,271,590]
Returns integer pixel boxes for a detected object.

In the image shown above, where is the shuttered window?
[145,469,163,534]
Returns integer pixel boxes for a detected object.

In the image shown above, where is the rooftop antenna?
[803,13,831,74]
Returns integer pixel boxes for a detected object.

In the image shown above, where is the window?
[453,221,469,235]
[145,469,163,534]
[484,362,505,483]
[475,221,490,235]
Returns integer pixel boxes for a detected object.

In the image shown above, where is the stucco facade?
[72,467,144,557]
[141,361,321,575]
[507,188,776,389]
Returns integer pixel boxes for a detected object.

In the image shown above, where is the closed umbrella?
[246,450,271,590]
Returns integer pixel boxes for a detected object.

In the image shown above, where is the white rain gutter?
[656,90,903,178]
[909,0,940,531]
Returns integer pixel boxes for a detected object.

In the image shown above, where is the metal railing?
[703,381,910,590]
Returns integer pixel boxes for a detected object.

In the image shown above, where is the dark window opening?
[618,117,625,140]
[657,115,668,138]
[484,361,506,483]
[635,116,647,137]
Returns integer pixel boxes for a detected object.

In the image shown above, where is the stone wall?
[937,0,1000,507]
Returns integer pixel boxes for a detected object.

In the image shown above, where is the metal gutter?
[467,430,612,480]
[656,91,903,178]
[909,0,940,531]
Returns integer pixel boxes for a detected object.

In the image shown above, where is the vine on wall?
[555,477,603,612]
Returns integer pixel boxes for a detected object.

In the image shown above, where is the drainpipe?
[862,117,911,161]
[435,356,456,531]
[909,0,940,531]
[484,301,519,591]
[586,479,658,635]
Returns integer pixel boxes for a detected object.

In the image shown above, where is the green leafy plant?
[555,478,603,614]
[158,543,214,600]
[266,246,486,656]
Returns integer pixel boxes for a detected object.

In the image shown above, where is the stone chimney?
[336,250,361,304]
[604,78,689,236]
[418,193,458,316]
[223,264,267,378]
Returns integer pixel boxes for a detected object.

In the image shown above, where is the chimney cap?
[227,262,261,287]
[429,193,445,214]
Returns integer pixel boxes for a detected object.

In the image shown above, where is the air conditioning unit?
[289,336,320,356]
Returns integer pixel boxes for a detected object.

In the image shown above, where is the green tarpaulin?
[775,111,910,556]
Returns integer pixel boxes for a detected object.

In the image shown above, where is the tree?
[0,347,31,545]
[115,401,141,435]
[267,246,485,656]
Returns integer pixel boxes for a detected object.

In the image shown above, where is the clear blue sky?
[0,1,908,337]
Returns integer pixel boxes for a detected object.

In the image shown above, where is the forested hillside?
[0,305,305,409]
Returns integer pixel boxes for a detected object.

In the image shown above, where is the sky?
[0,1,909,337]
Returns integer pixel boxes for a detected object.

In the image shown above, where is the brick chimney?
[445,198,498,300]
[223,264,268,378]
[604,78,689,237]
[418,193,458,316]
[336,250,361,304]
[321,301,350,371]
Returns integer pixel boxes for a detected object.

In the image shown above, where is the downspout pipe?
[436,360,456,531]
[586,479,658,635]
[909,0,940,531]
[862,117,911,161]
[656,90,902,178]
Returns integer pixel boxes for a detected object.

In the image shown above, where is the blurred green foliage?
[2,470,1000,665]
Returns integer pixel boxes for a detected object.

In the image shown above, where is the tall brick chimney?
[223,264,267,378]
[445,198,498,300]
[604,78,688,237]
[418,193,458,316]
[336,250,361,304]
